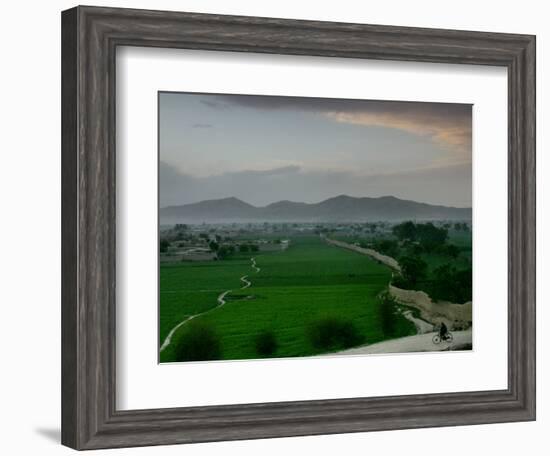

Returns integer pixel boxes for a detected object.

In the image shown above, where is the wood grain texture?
[61,5,536,450]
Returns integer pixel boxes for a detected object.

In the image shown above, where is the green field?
[160,235,415,362]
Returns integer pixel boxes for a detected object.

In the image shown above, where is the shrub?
[379,292,397,337]
[308,317,364,351]
[254,330,278,357]
[174,322,222,362]
[159,239,170,253]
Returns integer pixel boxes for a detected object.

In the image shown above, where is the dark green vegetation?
[254,330,278,357]
[160,235,416,362]
[173,321,221,362]
[334,221,472,303]
[390,222,472,302]
[307,316,364,351]
[379,292,412,338]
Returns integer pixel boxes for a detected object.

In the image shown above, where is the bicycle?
[432,332,453,344]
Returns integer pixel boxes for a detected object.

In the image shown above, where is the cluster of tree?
[453,222,470,232]
[373,239,399,257]
[428,264,472,303]
[393,221,449,252]
[392,256,471,303]
[208,241,259,259]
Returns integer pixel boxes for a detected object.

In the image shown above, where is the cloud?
[199,94,472,156]
[224,165,301,178]
[192,123,213,128]
[200,99,226,109]
[325,107,471,156]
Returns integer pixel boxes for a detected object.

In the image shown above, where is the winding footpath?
[159,290,231,352]
[240,275,251,289]
[160,257,260,352]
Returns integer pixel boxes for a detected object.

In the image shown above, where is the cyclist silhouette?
[439,322,449,339]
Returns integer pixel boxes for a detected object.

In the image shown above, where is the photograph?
[158,92,473,363]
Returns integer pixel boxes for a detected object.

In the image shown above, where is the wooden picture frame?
[61,5,536,450]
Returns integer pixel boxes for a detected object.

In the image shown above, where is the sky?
[159,92,472,208]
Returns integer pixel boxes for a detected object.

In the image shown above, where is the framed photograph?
[61,5,535,450]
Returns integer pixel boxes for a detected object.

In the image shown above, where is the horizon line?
[160,194,472,211]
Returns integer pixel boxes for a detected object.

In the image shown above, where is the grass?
[160,235,415,362]
[159,255,252,344]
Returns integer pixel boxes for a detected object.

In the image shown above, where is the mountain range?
[159,195,471,223]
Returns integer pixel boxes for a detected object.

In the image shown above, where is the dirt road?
[402,310,434,334]
[329,329,472,356]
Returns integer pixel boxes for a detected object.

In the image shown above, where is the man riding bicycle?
[439,322,449,339]
[433,321,453,344]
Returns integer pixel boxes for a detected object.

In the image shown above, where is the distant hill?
[160,195,471,223]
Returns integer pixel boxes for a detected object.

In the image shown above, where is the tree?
[307,317,364,350]
[208,241,219,252]
[250,244,259,252]
[392,221,417,241]
[254,330,278,357]
[430,264,472,303]
[174,322,222,362]
[416,222,448,252]
[217,245,229,259]
[239,244,250,253]
[159,239,170,253]
[398,255,428,287]
[445,244,460,259]
[380,293,396,337]
[373,239,399,257]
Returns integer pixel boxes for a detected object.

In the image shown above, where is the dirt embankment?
[322,236,401,272]
[389,285,472,330]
